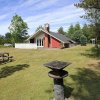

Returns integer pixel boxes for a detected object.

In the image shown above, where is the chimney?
[44,23,50,32]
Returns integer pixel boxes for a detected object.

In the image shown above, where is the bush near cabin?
[80,35,87,46]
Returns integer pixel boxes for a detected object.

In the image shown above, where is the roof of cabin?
[49,31,76,43]
[27,29,76,43]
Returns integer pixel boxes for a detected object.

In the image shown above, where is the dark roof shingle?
[49,32,75,43]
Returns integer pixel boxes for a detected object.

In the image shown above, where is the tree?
[80,35,87,46]
[74,23,81,31]
[75,0,100,46]
[0,35,5,45]
[57,27,66,35]
[5,32,12,43]
[67,23,82,43]
[73,30,83,43]
[35,25,44,32]
[82,24,88,36]
[67,24,75,39]
[67,23,97,43]
[8,14,29,43]
[82,24,91,42]
[88,24,96,38]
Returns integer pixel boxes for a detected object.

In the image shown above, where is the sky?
[0,0,87,35]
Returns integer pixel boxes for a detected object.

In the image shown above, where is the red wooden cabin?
[27,24,76,48]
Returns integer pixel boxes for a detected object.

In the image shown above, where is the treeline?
[0,22,95,45]
[58,23,95,44]
[0,32,29,45]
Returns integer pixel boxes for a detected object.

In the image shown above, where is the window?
[40,39,41,46]
[37,38,44,46]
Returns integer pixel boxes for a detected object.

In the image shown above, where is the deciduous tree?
[9,14,29,43]
[5,32,12,43]
[0,35,5,45]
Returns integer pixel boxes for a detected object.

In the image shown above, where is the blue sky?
[0,0,87,35]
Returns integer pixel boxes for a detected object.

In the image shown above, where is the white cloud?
[0,1,86,35]
[9,0,59,13]
[25,4,85,34]
[28,0,59,11]
[17,0,41,9]
[0,14,8,20]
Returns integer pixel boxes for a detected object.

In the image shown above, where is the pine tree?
[58,27,66,35]
[67,24,75,39]
[74,23,81,31]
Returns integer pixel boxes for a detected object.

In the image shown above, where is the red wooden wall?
[44,33,61,48]
[51,37,61,48]
[44,33,49,48]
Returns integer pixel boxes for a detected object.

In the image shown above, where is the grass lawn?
[0,45,100,100]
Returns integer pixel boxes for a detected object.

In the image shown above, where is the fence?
[15,43,37,49]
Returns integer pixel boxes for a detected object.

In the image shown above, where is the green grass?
[0,45,100,100]
[0,45,13,48]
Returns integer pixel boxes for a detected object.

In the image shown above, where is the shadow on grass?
[0,64,29,79]
[64,85,74,98]
[69,67,100,100]
[81,47,100,58]
[88,62,100,70]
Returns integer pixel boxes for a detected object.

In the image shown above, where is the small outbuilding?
[26,24,76,49]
